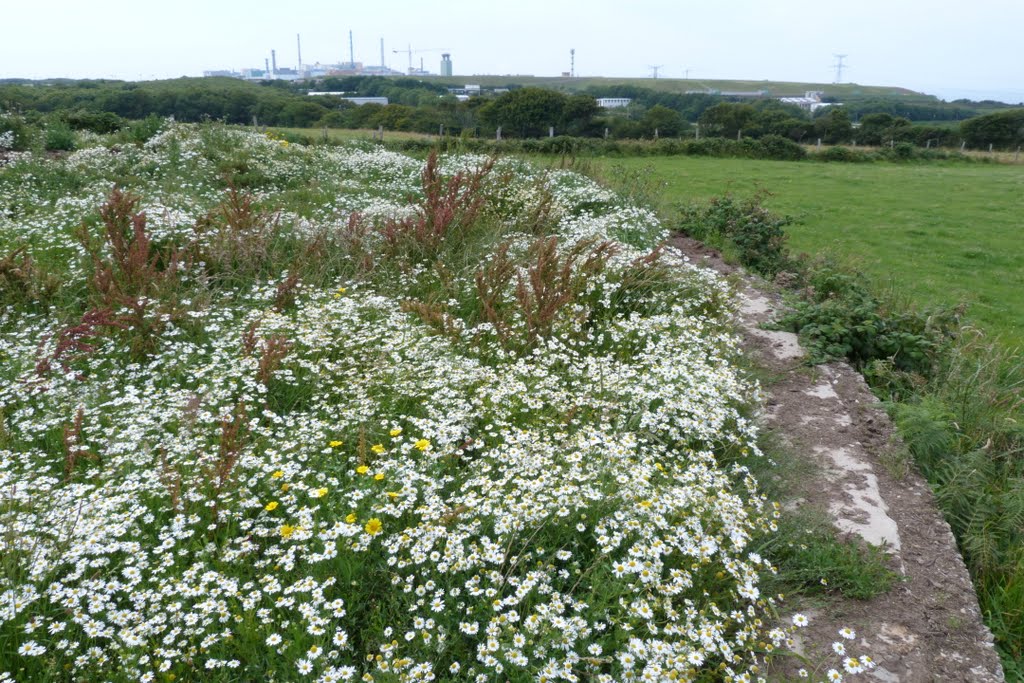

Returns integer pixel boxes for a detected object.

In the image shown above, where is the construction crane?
[392,45,448,74]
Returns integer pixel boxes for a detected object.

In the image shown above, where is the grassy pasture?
[599,156,1024,345]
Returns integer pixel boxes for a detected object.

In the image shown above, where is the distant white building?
[596,98,632,108]
[778,91,836,112]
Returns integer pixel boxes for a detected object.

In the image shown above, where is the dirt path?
[671,236,1005,682]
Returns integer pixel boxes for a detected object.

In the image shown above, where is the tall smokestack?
[297,34,302,71]
[265,58,270,74]
[271,49,277,74]
[349,30,355,69]
[380,38,385,69]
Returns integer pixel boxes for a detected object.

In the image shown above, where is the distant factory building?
[596,98,632,108]
[440,54,453,77]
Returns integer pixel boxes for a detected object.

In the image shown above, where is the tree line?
[1,77,1022,151]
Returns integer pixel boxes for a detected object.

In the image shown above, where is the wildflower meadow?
[0,124,873,682]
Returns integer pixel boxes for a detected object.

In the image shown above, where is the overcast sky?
[2,0,1021,102]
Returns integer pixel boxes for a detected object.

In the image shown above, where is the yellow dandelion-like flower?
[281,483,290,492]
[265,501,279,512]
[311,487,328,498]
[345,513,357,523]
[279,524,297,539]
[414,439,430,452]
[329,440,343,448]
[365,518,383,535]
[373,473,385,481]
[356,465,369,475]
[271,470,284,479]
[389,427,402,437]
[371,444,385,454]
[639,500,653,508]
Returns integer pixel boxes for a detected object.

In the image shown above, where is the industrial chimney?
[271,49,277,74]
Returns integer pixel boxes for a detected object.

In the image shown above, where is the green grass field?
[598,157,1024,345]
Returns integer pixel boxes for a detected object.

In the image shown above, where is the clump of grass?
[763,512,901,600]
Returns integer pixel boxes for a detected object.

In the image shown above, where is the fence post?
[604,127,609,139]
[378,125,383,141]
[989,143,994,154]
[496,126,501,141]
[960,140,966,152]
[654,128,659,139]
[817,138,821,149]
[1016,146,1021,162]
[549,126,554,138]
[695,123,700,140]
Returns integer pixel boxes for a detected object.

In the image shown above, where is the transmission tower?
[648,65,663,79]
[570,48,575,77]
[832,54,848,83]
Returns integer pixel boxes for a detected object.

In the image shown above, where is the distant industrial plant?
[202,32,454,81]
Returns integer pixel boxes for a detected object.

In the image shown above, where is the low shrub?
[676,192,794,278]
[43,121,76,152]
[775,261,959,376]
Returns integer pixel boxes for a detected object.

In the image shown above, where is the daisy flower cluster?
[0,123,872,682]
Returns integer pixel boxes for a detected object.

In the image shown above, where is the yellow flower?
[389,427,402,437]
[345,513,357,524]
[281,483,290,492]
[387,491,400,499]
[373,473,385,481]
[639,500,652,508]
[337,287,347,294]
[371,444,385,454]
[265,501,279,512]
[414,439,430,452]
[279,524,297,539]
[271,470,284,479]
[364,518,383,535]
[329,440,343,448]
[356,465,369,475]
[311,487,328,498]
